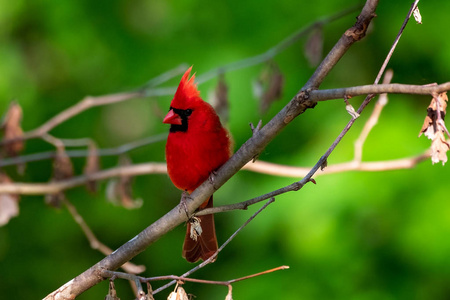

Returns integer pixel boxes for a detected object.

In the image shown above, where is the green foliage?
[1,0,449,299]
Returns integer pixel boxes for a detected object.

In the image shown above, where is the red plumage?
[163,67,232,262]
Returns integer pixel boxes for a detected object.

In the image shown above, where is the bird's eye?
[185,109,193,116]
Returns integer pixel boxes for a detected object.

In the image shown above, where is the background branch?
[63,198,145,274]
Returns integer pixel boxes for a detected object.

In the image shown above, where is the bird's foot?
[249,120,263,162]
[209,171,220,190]
[179,190,192,218]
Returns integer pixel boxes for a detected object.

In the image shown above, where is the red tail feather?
[182,196,218,263]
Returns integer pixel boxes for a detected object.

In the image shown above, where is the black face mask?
[169,107,193,133]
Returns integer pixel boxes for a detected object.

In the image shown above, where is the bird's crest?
[172,66,200,108]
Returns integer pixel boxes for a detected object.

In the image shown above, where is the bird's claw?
[208,171,217,184]
[179,191,192,218]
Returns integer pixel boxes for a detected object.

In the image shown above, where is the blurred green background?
[1,0,450,299]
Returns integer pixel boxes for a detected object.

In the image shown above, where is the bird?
[163,66,232,263]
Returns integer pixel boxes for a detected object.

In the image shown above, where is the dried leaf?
[257,63,284,113]
[419,92,449,165]
[431,131,449,165]
[53,147,74,180]
[105,280,120,300]
[45,147,73,208]
[168,285,189,300]
[106,179,120,205]
[413,6,422,24]
[345,103,360,119]
[84,142,100,192]
[2,102,24,157]
[45,190,66,209]
[105,156,142,209]
[209,73,229,123]
[0,173,19,226]
[189,216,202,242]
[304,27,324,67]
[225,288,233,300]
[146,282,155,300]
[252,78,264,100]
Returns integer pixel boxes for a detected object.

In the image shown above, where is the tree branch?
[309,82,450,101]
[0,163,166,194]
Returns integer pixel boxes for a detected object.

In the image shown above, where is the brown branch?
[0,134,167,168]
[101,265,288,299]
[102,265,288,285]
[242,151,430,179]
[0,162,166,194]
[308,82,450,101]
[24,91,143,141]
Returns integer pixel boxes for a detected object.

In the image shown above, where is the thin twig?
[63,198,145,274]
[139,63,190,92]
[374,0,420,85]
[152,197,275,294]
[0,133,167,167]
[307,82,450,101]
[102,265,288,285]
[101,265,288,294]
[23,91,143,141]
[0,162,167,194]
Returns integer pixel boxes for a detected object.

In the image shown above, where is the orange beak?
[163,109,182,125]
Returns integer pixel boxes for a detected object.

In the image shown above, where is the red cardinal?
[163,67,232,262]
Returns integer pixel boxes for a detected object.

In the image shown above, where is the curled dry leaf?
[46,146,74,208]
[419,92,449,165]
[167,285,189,300]
[209,72,229,123]
[189,216,202,242]
[106,155,142,209]
[105,280,120,300]
[146,282,155,300]
[0,173,19,226]
[345,103,360,119]
[84,141,100,192]
[45,191,66,209]
[2,102,24,157]
[53,146,74,180]
[413,6,422,24]
[255,63,284,113]
[304,26,324,67]
[225,287,233,300]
